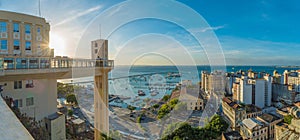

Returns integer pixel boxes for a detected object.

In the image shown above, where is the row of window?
[0,21,41,34]
[14,80,34,89]
[190,102,202,105]
[0,39,35,51]
[14,97,34,108]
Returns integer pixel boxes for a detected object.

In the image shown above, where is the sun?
[49,32,66,56]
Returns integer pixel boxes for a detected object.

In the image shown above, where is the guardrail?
[0,57,114,71]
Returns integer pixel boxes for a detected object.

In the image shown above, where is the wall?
[0,78,57,121]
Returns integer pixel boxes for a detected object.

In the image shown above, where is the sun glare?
[49,32,66,56]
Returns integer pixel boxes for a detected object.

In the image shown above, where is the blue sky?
[1,0,299,65]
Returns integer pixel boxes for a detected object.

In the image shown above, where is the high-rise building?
[239,76,252,105]
[233,75,272,108]
[201,70,225,94]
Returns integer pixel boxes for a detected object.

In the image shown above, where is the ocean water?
[109,66,298,107]
[69,65,300,108]
[72,65,300,124]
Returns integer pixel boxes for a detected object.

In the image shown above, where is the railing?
[0,57,114,71]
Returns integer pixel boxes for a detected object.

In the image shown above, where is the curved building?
[0,10,52,57]
[0,10,114,139]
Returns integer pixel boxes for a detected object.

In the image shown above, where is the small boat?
[151,91,159,96]
[138,90,146,96]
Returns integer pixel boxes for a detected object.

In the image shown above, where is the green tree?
[127,105,136,112]
[284,115,293,124]
[152,104,160,109]
[158,104,170,119]
[66,94,78,105]
[68,109,73,116]
[162,95,171,102]
[162,115,228,140]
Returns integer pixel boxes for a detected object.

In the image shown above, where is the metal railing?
[0,57,114,72]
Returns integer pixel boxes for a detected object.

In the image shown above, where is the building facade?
[240,118,268,140]
[0,10,114,140]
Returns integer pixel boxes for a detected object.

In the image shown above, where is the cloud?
[220,36,300,65]
[53,5,102,27]
[189,25,225,33]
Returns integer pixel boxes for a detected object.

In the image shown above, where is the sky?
[0,0,300,66]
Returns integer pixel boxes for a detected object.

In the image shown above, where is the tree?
[127,105,136,112]
[162,115,228,140]
[162,95,171,102]
[68,109,73,116]
[158,104,170,119]
[284,115,293,124]
[152,104,160,109]
[66,94,78,105]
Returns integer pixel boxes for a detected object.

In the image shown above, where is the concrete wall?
[255,80,265,108]
[50,114,66,140]
[240,79,252,104]
[0,78,57,121]
[0,10,51,57]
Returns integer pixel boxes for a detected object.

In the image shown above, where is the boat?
[138,90,146,96]
[130,96,141,103]
[151,91,159,96]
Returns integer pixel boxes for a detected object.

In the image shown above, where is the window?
[37,27,41,34]
[94,42,98,47]
[14,81,22,89]
[25,24,31,34]
[26,97,34,106]
[26,80,34,88]
[18,99,23,107]
[16,58,28,69]
[0,40,7,50]
[95,49,98,54]
[14,40,20,50]
[13,23,19,32]
[4,58,14,70]
[25,41,31,50]
[29,58,38,69]
[0,22,7,32]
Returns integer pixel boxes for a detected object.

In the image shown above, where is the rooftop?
[222,97,241,109]
[0,98,33,139]
[72,118,85,125]
[222,131,242,140]
[245,104,262,113]
[242,118,264,130]
[258,113,281,123]
[47,112,63,120]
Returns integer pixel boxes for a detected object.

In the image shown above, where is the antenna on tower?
[99,24,102,39]
[38,0,41,17]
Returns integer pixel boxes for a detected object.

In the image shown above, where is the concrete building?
[222,97,262,130]
[257,113,282,140]
[233,75,271,108]
[0,97,33,139]
[0,10,114,139]
[45,112,66,140]
[222,131,242,140]
[201,70,225,94]
[180,87,205,111]
[68,118,86,135]
[239,77,252,105]
[264,75,272,107]
[240,118,268,140]
[275,120,300,140]
[222,97,245,130]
